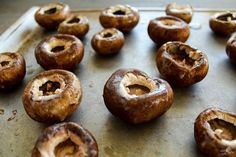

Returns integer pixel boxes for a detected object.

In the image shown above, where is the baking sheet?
[1,7,236,157]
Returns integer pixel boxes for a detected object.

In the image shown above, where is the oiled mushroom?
[194,108,236,157]
[103,68,174,124]
[22,69,82,123]
[156,41,209,87]
[0,52,26,90]
[99,4,140,33]
[148,16,190,46]
[209,12,236,36]
[226,33,236,63]
[35,2,70,29]
[165,3,193,23]
[32,122,98,157]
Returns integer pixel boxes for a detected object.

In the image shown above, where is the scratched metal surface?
[0,7,236,157]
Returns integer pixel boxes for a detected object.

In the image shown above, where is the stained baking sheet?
[0,7,236,157]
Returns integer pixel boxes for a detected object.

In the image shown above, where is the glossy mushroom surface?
[209,12,236,36]
[226,33,236,63]
[35,2,70,29]
[156,41,209,87]
[99,4,140,33]
[58,14,89,39]
[165,3,193,23]
[22,69,82,123]
[91,28,125,55]
[0,52,26,90]
[35,34,84,71]
[194,108,236,157]
[32,122,98,157]
[103,68,174,124]
[148,16,190,46]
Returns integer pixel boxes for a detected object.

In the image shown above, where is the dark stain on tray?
[0,109,4,115]
[7,110,17,121]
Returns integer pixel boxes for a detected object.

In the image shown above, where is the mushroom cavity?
[217,13,236,22]
[209,118,236,141]
[0,55,13,68]
[158,18,182,27]
[44,7,57,14]
[119,72,157,97]
[31,76,66,101]
[166,43,201,68]
[67,17,81,24]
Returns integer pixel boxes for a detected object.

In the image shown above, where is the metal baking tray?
[0,7,236,157]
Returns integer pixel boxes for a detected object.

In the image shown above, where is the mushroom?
[194,107,236,157]
[22,69,82,123]
[58,14,90,39]
[0,52,26,90]
[34,2,70,29]
[165,3,193,23]
[209,12,236,36]
[156,41,209,87]
[32,122,98,157]
[91,28,125,55]
[99,4,140,33]
[226,33,236,63]
[103,68,174,124]
[35,34,84,71]
[148,16,190,46]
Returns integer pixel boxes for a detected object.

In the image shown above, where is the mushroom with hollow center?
[58,14,90,39]
[32,122,98,157]
[194,107,236,157]
[34,2,70,29]
[148,16,190,46]
[156,41,209,87]
[0,52,26,90]
[35,34,84,71]
[165,3,193,23]
[209,12,236,36]
[226,33,236,63]
[103,68,174,124]
[22,69,82,123]
[99,4,140,33]
[91,28,125,55]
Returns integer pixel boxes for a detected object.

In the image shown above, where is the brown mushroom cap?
[209,12,236,36]
[58,14,90,39]
[99,4,140,33]
[91,28,125,55]
[0,52,26,90]
[32,122,98,157]
[165,3,193,23]
[22,69,82,123]
[194,108,236,157]
[148,16,190,46]
[226,33,236,63]
[35,34,84,71]
[156,41,209,87]
[35,2,70,29]
[103,68,174,124]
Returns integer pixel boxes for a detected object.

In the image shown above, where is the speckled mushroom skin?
[156,41,209,87]
[194,108,236,157]
[35,34,84,71]
[226,34,236,63]
[148,16,190,46]
[103,68,173,124]
[32,122,98,157]
[0,52,26,90]
[209,12,236,36]
[165,3,193,23]
[22,69,82,123]
[35,2,70,29]
[91,28,125,55]
[99,4,140,33]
